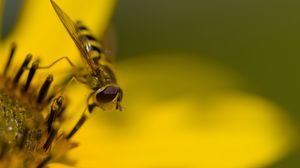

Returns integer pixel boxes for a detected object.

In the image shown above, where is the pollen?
[0,43,77,168]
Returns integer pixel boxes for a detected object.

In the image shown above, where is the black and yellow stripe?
[75,21,103,64]
[75,21,117,84]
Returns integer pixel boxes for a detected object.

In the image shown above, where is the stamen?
[47,94,56,103]
[37,75,53,104]
[18,128,29,149]
[43,128,58,151]
[0,142,8,159]
[23,60,39,92]
[37,155,52,168]
[3,43,17,76]
[13,54,32,85]
[57,105,66,118]
[47,96,64,133]
[0,47,75,167]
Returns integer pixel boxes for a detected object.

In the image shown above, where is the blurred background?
[114,1,300,166]
[113,0,300,118]
[2,0,300,167]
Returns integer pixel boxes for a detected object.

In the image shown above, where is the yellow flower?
[0,0,297,168]
[0,0,116,167]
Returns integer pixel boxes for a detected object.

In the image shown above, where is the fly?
[50,0,123,139]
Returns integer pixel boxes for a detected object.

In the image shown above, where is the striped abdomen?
[75,21,117,85]
[75,21,103,64]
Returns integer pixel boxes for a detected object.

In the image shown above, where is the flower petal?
[67,53,296,167]
[0,0,116,73]
[48,163,75,168]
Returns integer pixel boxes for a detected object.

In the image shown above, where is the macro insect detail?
[0,0,122,166]
[50,0,123,138]
[0,43,76,167]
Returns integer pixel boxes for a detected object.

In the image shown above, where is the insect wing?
[50,0,95,69]
[101,26,118,60]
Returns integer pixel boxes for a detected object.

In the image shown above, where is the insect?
[50,0,123,138]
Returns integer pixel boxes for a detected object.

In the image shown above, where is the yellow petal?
[0,1,115,166]
[48,163,75,168]
[68,53,296,168]
[0,0,116,76]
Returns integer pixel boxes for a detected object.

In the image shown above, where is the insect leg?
[54,75,77,95]
[35,56,76,70]
[65,112,87,139]
[47,73,88,104]
[32,56,89,88]
[66,93,95,139]
[32,56,88,103]
[20,56,76,95]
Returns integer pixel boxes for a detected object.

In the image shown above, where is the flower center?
[0,91,43,152]
[0,43,77,168]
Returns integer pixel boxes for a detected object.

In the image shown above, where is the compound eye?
[96,86,119,103]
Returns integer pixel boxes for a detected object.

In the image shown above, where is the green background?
[113,1,300,167]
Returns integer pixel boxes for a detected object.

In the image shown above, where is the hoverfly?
[50,0,123,139]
